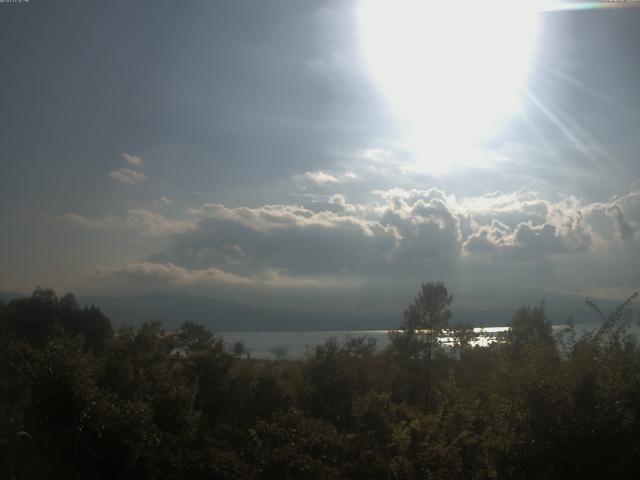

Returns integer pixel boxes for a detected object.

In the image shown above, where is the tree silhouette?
[389,282,452,408]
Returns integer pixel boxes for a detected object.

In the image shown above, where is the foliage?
[389,281,452,358]
[387,282,453,409]
[1,286,640,479]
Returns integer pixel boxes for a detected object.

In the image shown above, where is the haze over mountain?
[2,289,630,332]
[78,292,396,331]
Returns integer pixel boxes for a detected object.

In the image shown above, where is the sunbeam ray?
[522,87,605,172]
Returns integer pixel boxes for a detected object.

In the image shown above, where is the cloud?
[329,194,346,207]
[94,261,334,290]
[121,153,145,167]
[355,148,415,178]
[290,170,362,191]
[291,170,340,187]
[176,202,400,278]
[359,148,394,164]
[62,213,120,230]
[606,205,634,241]
[85,186,640,300]
[63,209,196,236]
[108,168,148,185]
[124,209,196,236]
[582,189,640,243]
[461,190,595,259]
[95,261,257,287]
[144,188,464,284]
[463,219,592,259]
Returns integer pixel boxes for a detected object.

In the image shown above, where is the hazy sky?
[2,0,639,313]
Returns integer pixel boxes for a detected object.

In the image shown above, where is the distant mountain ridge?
[2,290,636,332]
[77,292,399,332]
[0,291,25,303]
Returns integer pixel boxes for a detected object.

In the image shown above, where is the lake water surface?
[220,323,638,359]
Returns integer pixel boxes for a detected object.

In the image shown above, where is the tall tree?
[389,282,452,408]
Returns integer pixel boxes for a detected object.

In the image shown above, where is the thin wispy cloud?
[294,171,340,186]
[121,153,145,167]
[291,170,363,191]
[94,261,329,290]
[63,209,195,236]
[108,168,149,185]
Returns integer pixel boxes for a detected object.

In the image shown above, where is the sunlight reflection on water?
[221,323,638,359]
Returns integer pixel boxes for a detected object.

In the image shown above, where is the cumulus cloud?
[463,219,592,259]
[108,168,148,185]
[89,186,640,297]
[581,189,640,244]
[121,153,145,167]
[176,202,400,278]
[461,190,594,259]
[329,194,346,208]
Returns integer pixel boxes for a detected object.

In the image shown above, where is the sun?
[359,0,539,171]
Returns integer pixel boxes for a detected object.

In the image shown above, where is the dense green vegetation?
[1,284,639,479]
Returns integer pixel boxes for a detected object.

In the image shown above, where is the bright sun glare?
[359,0,539,171]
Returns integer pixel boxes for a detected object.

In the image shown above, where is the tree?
[231,340,248,359]
[389,282,452,408]
[176,321,215,353]
[269,345,289,361]
[390,282,452,357]
[506,302,554,357]
[449,324,478,358]
[0,288,112,350]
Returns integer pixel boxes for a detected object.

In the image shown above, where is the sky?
[1,0,640,316]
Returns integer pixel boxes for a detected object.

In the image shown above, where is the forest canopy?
[1,285,639,479]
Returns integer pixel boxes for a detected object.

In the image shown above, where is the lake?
[219,323,637,359]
